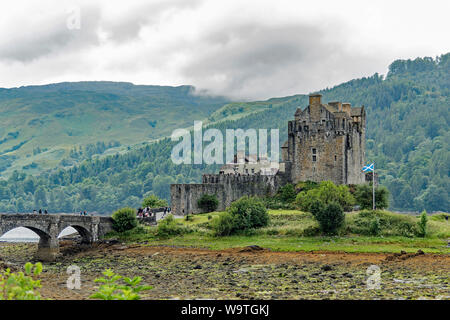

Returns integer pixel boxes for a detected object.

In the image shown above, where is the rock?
[417,249,424,255]
[321,265,333,271]
[239,245,264,252]
[343,272,353,278]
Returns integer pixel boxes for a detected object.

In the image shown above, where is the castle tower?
[283,94,366,185]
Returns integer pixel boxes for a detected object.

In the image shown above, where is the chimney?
[342,103,351,115]
[309,94,322,106]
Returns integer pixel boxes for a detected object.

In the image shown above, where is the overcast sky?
[0,0,449,100]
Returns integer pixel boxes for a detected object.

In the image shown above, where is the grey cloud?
[0,6,101,63]
[102,0,203,42]
[181,22,382,99]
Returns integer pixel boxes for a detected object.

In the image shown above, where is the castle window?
[335,155,337,161]
[312,148,317,162]
[312,155,317,162]
[251,168,255,174]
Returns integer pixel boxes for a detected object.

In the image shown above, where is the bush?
[262,197,296,210]
[417,210,428,237]
[354,184,390,210]
[142,194,168,208]
[312,202,345,235]
[295,181,355,212]
[277,184,297,203]
[211,197,269,236]
[112,207,138,233]
[295,180,319,193]
[156,215,189,238]
[197,194,219,213]
[0,262,43,300]
[347,210,420,237]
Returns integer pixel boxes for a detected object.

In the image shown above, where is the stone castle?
[170,94,366,215]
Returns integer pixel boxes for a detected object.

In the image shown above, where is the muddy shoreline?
[1,241,449,300]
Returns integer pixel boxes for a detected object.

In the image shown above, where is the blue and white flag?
[362,163,374,172]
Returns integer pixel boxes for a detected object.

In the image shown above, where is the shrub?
[142,194,168,208]
[197,194,219,213]
[295,181,355,212]
[347,210,420,237]
[156,215,188,238]
[354,184,390,210]
[0,262,43,300]
[263,197,296,210]
[90,269,152,300]
[277,184,297,203]
[112,207,138,233]
[295,180,319,193]
[211,197,269,236]
[417,210,428,237]
[312,202,345,235]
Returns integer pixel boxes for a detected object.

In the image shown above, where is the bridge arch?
[58,225,93,244]
[0,225,51,243]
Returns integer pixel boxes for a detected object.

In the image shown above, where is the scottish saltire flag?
[362,163,374,172]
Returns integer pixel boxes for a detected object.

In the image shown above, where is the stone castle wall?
[171,173,288,215]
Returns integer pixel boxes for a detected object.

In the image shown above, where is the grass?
[106,210,450,254]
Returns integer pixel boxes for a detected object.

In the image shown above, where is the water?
[0,227,77,243]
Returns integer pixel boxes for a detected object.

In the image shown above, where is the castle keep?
[171,94,366,215]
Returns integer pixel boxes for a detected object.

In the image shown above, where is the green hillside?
[0,54,448,213]
[0,82,229,176]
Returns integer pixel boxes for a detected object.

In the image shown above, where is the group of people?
[79,211,89,216]
[33,209,48,214]
[136,206,171,218]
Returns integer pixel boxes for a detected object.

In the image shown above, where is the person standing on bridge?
[44,209,48,214]
[39,209,42,214]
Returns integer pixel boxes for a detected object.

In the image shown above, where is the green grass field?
[108,210,450,254]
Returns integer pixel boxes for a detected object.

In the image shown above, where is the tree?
[197,194,219,213]
[312,201,345,235]
[354,184,390,210]
[295,181,355,212]
[112,207,138,233]
[417,210,428,237]
[142,194,168,208]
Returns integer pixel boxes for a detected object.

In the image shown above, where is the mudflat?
[1,241,448,300]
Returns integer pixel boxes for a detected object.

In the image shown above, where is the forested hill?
[0,54,448,213]
[0,82,229,176]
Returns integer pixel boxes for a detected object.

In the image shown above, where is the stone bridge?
[0,214,114,261]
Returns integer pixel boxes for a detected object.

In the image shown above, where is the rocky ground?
[0,241,448,300]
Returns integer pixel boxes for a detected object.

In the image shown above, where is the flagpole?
[372,163,375,210]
